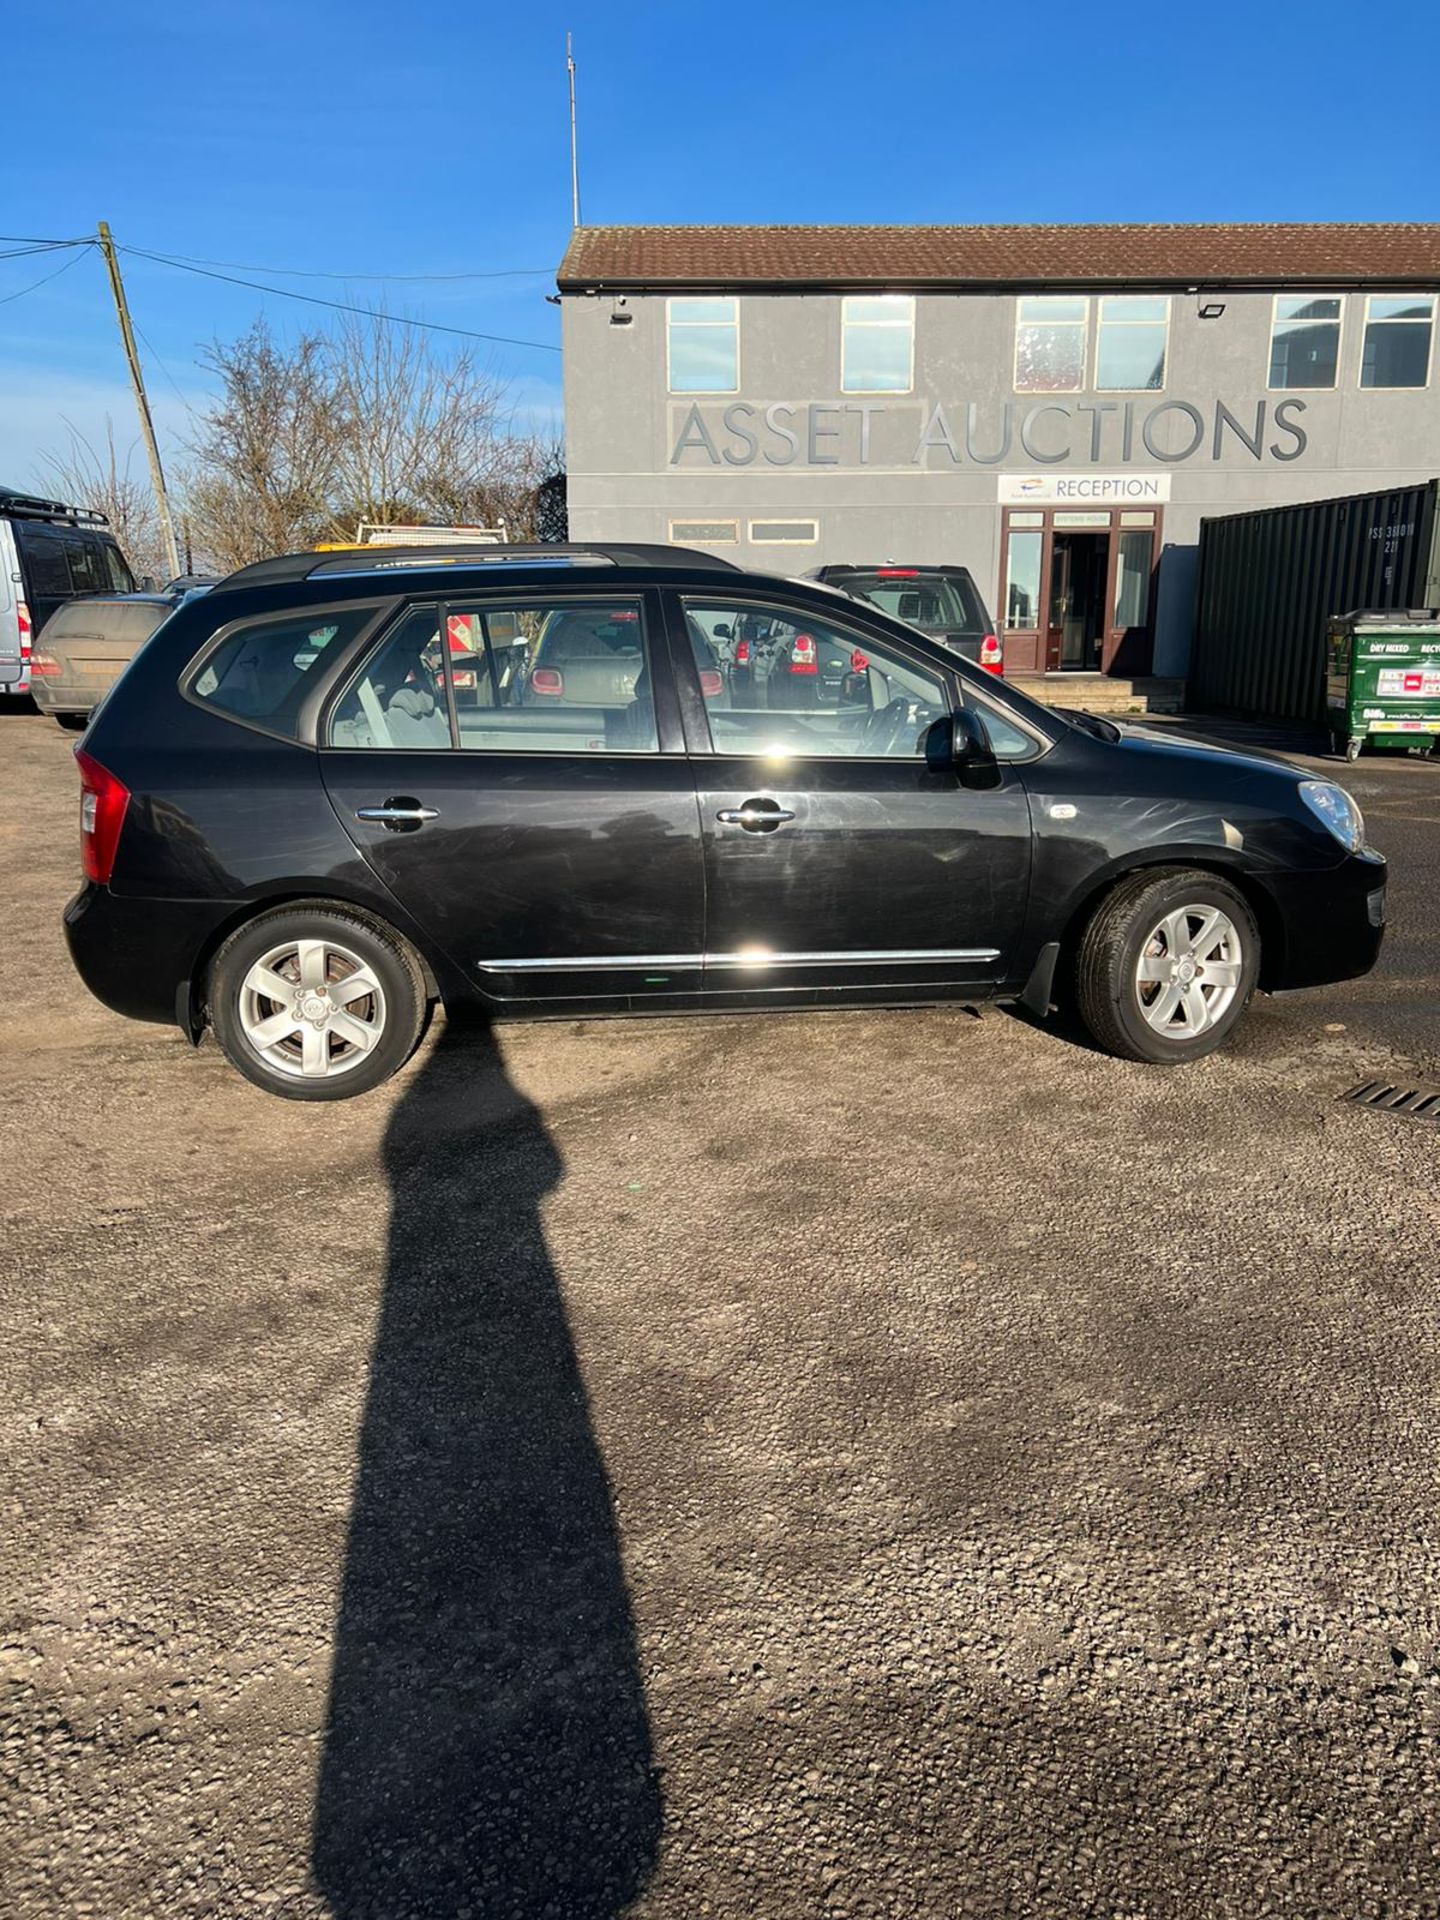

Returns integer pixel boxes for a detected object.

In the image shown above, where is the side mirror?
[139,575,158,593]
[925,709,1001,788]
[713,622,733,639]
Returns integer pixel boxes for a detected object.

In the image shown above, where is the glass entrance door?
[1047,531,1110,670]
[1000,507,1162,677]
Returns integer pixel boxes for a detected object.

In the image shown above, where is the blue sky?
[3,0,1437,487]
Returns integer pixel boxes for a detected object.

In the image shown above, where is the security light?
[1198,302,1227,320]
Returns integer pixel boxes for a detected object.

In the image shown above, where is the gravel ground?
[2,706,1439,1919]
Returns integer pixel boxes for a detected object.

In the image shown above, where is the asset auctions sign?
[998,472,1172,504]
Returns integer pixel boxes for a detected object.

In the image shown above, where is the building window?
[1015,297,1087,392]
[1094,296,1168,391]
[1002,516,1045,628]
[748,519,818,544]
[1360,295,1435,390]
[669,519,738,545]
[1269,296,1342,389]
[667,297,739,393]
[841,294,914,392]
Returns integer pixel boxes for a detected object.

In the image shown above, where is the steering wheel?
[860,695,915,755]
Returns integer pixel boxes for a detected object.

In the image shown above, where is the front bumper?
[64,883,232,1031]
[1261,848,1387,991]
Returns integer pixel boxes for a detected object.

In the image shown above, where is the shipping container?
[1188,482,1440,724]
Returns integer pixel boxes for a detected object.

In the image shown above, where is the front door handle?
[355,797,440,832]
[716,800,795,832]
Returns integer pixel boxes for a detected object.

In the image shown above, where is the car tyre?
[210,903,428,1101]
[1074,868,1260,1066]
[56,712,88,731]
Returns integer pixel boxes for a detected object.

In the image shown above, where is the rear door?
[0,521,19,687]
[666,589,1033,1001]
[14,522,73,635]
[319,589,706,1003]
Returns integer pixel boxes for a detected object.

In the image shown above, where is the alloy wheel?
[237,937,388,1080]
[1134,904,1244,1040]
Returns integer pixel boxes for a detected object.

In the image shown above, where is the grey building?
[557,223,1440,681]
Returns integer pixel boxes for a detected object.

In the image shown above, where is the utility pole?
[567,33,582,228]
[96,221,181,580]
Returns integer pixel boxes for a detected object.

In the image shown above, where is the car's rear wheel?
[210,905,427,1100]
[55,712,88,732]
[1075,868,1260,1065]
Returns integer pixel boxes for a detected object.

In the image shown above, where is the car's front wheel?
[1075,868,1260,1065]
[210,904,428,1100]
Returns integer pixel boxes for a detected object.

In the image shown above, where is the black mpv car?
[65,542,1386,1101]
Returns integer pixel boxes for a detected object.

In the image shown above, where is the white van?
[0,487,136,700]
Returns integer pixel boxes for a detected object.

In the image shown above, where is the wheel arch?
[1055,853,1285,996]
[178,889,451,1043]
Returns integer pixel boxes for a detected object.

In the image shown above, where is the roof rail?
[210,541,741,594]
[0,484,110,528]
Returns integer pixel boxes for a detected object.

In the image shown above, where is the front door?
[319,590,706,1003]
[1047,531,1110,671]
[667,591,1032,1002]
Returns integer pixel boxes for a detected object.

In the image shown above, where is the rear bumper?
[1262,849,1387,990]
[29,674,91,716]
[64,883,230,1030]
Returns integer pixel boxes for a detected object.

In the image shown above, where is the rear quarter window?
[190,607,376,736]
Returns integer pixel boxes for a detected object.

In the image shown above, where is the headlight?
[1299,780,1365,852]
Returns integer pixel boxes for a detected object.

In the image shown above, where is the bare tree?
[184,324,345,569]
[35,419,171,583]
[184,316,566,567]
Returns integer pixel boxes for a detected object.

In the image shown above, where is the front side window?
[192,607,372,734]
[1095,296,1168,391]
[841,295,914,392]
[667,297,739,393]
[682,598,948,760]
[1015,296,1087,392]
[328,597,658,754]
[1361,295,1434,390]
[1269,296,1341,389]
[103,542,136,593]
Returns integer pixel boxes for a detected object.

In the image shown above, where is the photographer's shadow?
[312,1022,660,1917]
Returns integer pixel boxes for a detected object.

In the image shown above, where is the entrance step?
[1006,673,1186,717]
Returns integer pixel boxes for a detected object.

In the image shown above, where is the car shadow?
[311,1020,661,1918]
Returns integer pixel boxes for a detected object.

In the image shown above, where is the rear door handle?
[716,802,795,831]
[355,798,440,832]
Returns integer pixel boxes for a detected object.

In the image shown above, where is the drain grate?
[1339,1079,1440,1126]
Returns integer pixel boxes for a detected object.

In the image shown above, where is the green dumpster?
[1325,609,1440,761]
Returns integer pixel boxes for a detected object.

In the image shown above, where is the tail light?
[530,667,564,696]
[735,638,751,666]
[876,568,918,579]
[698,669,723,697]
[75,748,130,885]
[29,649,61,677]
[979,633,1003,676]
[17,599,32,662]
[789,633,818,676]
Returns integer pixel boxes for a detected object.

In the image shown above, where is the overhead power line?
[119,246,562,352]
[0,245,93,307]
[121,245,552,284]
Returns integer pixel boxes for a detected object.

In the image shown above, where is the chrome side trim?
[477,947,1001,974]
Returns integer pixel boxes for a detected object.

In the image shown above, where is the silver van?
[0,487,136,700]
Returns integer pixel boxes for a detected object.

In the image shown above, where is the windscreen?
[836,570,987,637]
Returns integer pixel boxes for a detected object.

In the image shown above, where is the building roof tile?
[557,223,1440,291]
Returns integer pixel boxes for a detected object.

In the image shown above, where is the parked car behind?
[63,540,1387,1101]
[0,487,136,701]
[29,594,177,729]
[807,563,1003,673]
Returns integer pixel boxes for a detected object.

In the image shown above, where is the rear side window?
[327,597,658,754]
[15,524,71,598]
[835,570,987,637]
[191,608,374,735]
[101,542,135,593]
